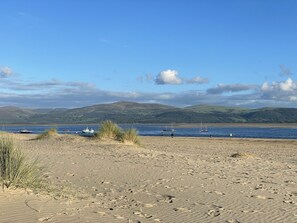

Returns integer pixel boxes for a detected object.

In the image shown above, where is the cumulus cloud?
[207,84,252,94]
[154,69,208,85]
[260,78,297,103]
[155,69,182,85]
[0,67,14,78]
[1,66,297,108]
[261,78,297,93]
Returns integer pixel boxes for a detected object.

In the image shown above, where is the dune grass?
[120,128,140,145]
[0,136,44,190]
[95,120,123,140]
[35,128,58,140]
[95,120,140,145]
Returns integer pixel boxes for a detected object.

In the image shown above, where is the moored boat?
[19,129,33,134]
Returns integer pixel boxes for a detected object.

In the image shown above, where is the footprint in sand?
[133,210,153,219]
[38,216,53,222]
[95,211,107,216]
[207,209,220,217]
[204,190,225,195]
[143,203,156,208]
[173,207,191,213]
[250,195,273,200]
[114,214,126,220]
[226,219,241,223]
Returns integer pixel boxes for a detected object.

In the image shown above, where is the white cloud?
[155,70,182,85]
[0,67,14,78]
[279,78,296,92]
[261,78,297,93]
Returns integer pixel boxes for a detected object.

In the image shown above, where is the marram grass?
[95,120,140,145]
[35,128,58,140]
[0,136,44,190]
[95,120,123,140]
[120,128,140,145]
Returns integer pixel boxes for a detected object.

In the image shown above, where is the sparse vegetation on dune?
[95,120,123,140]
[35,128,58,140]
[95,120,140,145]
[120,128,140,145]
[0,136,44,190]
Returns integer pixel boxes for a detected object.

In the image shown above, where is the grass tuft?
[0,136,44,190]
[35,128,58,140]
[95,120,140,145]
[120,128,140,145]
[95,120,123,140]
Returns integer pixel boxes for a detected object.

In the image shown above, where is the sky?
[0,0,297,108]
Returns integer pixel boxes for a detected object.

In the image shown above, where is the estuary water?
[1,124,297,140]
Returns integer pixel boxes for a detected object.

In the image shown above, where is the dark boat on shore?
[19,129,33,134]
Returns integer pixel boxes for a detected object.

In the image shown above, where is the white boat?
[200,122,208,132]
[82,127,94,134]
[80,127,95,137]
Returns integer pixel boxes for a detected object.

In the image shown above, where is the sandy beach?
[1,134,297,222]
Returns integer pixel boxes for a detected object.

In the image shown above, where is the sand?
[0,134,297,222]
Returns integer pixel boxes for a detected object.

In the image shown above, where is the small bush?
[35,128,58,140]
[95,120,123,140]
[0,137,44,189]
[120,128,140,145]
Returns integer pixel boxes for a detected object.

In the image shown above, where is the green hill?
[0,101,297,124]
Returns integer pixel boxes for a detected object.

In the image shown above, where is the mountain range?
[1,101,297,124]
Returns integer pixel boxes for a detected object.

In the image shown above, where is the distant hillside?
[0,106,37,124]
[0,101,297,124]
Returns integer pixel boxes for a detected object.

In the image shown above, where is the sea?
[2,124,297,140]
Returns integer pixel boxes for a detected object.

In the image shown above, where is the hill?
[0,101,297,124]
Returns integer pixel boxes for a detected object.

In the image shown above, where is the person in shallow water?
[171,132,174,138]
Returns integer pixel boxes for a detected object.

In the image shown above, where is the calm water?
[1,124,297,140]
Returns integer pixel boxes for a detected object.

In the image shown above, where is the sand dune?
[1,135,297,222]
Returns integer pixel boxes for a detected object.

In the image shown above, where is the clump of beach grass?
[95,120,123,140]
[95,120,140,145]
[35,128,58,140]
[119,128,140,145]
[0,136,44,190]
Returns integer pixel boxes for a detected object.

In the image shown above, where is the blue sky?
[0,0,297,108]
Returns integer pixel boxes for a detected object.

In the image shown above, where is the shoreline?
[2,122,297,128]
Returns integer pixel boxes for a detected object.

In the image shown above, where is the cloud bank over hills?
[0,66,297,109]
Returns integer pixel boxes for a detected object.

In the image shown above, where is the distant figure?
[171,132,174,138]
[230,133,233,137]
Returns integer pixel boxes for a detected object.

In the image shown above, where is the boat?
[200,122,208,132]
[161,124,175,135]
[80,127,95,136]
[19,129,33,134]
[82,127,94,134]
